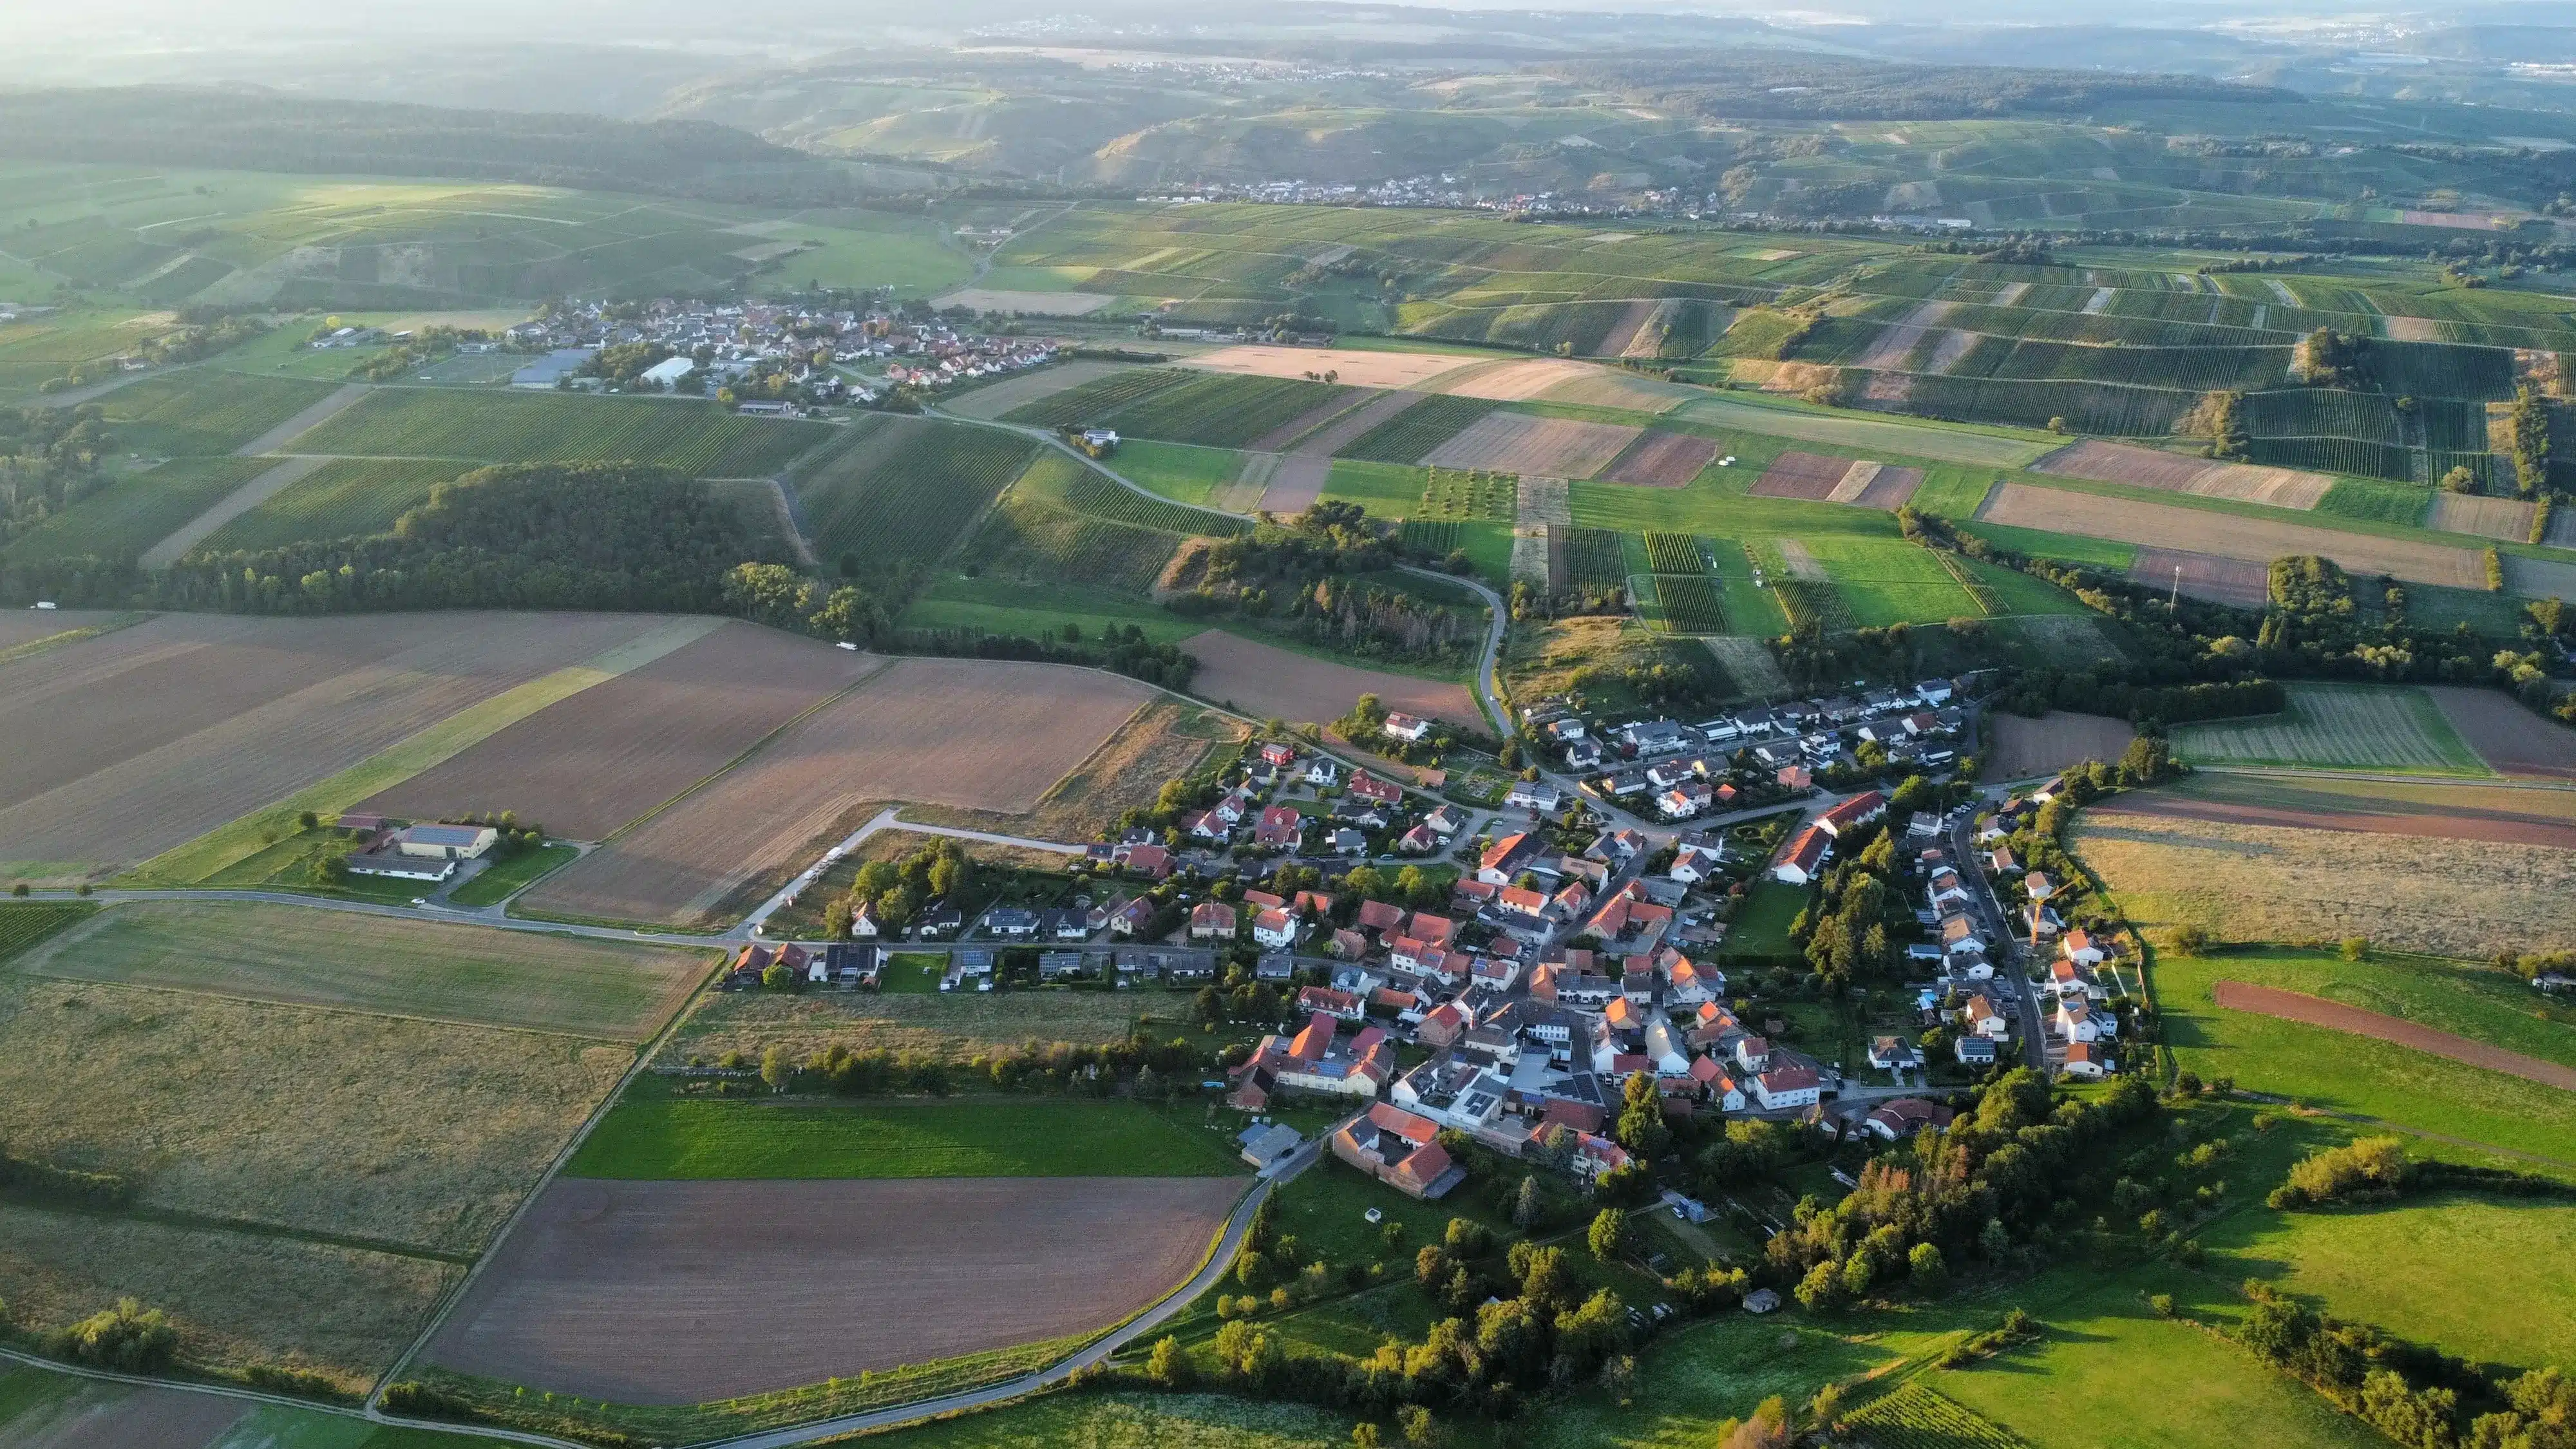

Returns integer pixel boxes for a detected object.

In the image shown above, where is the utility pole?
[2171,563,2182,611]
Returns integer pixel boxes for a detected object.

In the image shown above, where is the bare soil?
[2215,982,2576,1091]
[1536,370,1692,414]
[361,622,884,839]
[1436,358,1596,401]
[1185,346,1477,390]
[2035,439,2222,491]
[2425,493,2537,543]
[1978,482,2488,590]
[2426,685,2576,781]
[1245,393,1368,453]
[425,1176,1239,1404]
[2096,777,2576,849]
[2129,547,2273,608]
[1594,298,1665,359]
[1600,430,1719,488]
[1256,456,1332,514]
[1421,412,1642,479]
[1982,712,2137,781]
[523,658,1151,926]
[0,609,121,650]
[1748,450,1855,500]
[1296,389,1423,457]
[0,611,663,871]
[1849,465,1926,511]
[1182,628,1479,728]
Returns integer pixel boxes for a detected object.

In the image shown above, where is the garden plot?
[1422,412,1642,478]
[1435,357,1597,401]
[424,1176,1239,1404]
[940,360,1135,421]
[359,623,884,840]
[1976,482,2491,590]
[2128,547,2272,607]
[522,658,1152,926]
[0,611,669,875]
[1600,430,1718,487]
[1182,345,1477,390]
[1183,628,1481,727]
[2424,492,2537,542]
[2171,682,2492,775]
[1748,450,1858,500]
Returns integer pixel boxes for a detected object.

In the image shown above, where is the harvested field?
[929,289,1117,316]
[2071,809,2576,957]
[1420,412,1642,478]
[940,361,1134,421]
[360,623,883,839]
[665,983,1151,1067]
[522,658,1151,926]
[2033,439,2331,509]
[1826,461,1882,504]
[1676,395,2050,468]
[0,1203,454,1394]
[1852,300,1956,371]
[1291,389,1426,457]
[2213,983,2576,1092]
[1183,628,1480,728]
[2093,771,2576,850]
[1975,482,2490,590]
[1705,635,1792,696]
[1256,455,1332,514]
[2504,553,2576,601]
[2428,685,2576,780]
[1600,430,1719,487]
[2130,547,2272,608]
[0,611,668,873]
[1848,464,1926,510]
[1184,346,1476,390]
[2425,493,2537,542]
[16,900,712,1041]
[426,1176,1239,1403]
[0,974,630,1251]
[2186,463,2334,509]
[0,1378,247,1449]
[1536,370,1691,414]
[1982,712,2137,781]
[2173,682,2490,775]
[1748,450,1857,500]
[910,697,1249,843]
[1436,358,1596,401]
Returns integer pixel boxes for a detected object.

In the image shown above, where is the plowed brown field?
[0,612,664,871]
[1183,628,1481,730]
[2095,770,2576,849]
[2426,686,2576,781]
[359,623,884,839]
[1600,430,1719,487]
[1849,464,1926,511]
[426,1176,1238,1403]
[2214,983,2576,1091]
[522,658,1151,925]
[2129,547,2272,607]
[1984,712,2137,781]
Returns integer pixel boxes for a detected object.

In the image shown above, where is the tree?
[1587,1207,1631,1261]
[760,1045,792,1092]
[297,810,319,830]
[1908,1241,1949,1296]
[761,962,793,991]
[1721,1397,1794,1449]
[48,1298,176,1372]
[1352,1426,1383,1449]
[1399,1405,1437,1446]
[1146,1334,1194,1387]
[1512,1175,1546,1230]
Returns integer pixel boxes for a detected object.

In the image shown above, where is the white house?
[2053,999,2111,1043]
[2061,1040,2111,1080]
[1383,712,1434,743]
[1963,994,2009,1039]
[1505,779,1564,813]
[1752,1061,1823,1111]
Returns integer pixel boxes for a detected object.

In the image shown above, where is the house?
[1398,823,1440,854]
[1348,772,1403,806]
[1669,842,1727,886]
[1331,1104,1463,1199]
[1987,846,2019,875]
[1259,741,1300,770]
[1863,1097,1956,1141]
[2053,999,2111,1043]
[341,844,457,882]
[1570,1132,1633,1184]
[1505,779,1563,813]
[916,900,964,940]
[1744,1289,1783,1315]
[1189,901,1238,941]
[1815,791,1887,838]
[2061,929,2107,967]
[1955,1034,1998,1066]
[1181,810,1226,843]
[1940,913,1986,958]
[1329,827,1368,856]
[1963,994,2009,1039]
[2061,1041,2112,1080]
[1298,985,1365,1021]
[1357,900,1406,936]
[1038,951,1086,981]
[1927,868,1972,909]
[1477,831,1540,886]
[1562,737,1605,770]
[1868,1036,1921,1075]
[1110,896,1159,937]
[1752,1061,1823,1110]
[1112,839,1170,879]
[1620,719,1691,757]
[1423,804,1468,837]
[1665,955,1720,1007]
[1329,927,1370,960]
[2025,871,2056,902]
[1772,825,1830,885]
[1913,678,1955,706]
[1256,952,1296,983]
[1253,907,1301,951]
[1776,764,1814,791]
[1382,712,1434,743]
[1694,1058,1747,1112]
[1732,1034,1771,1074]
[1238,1122,1302,1170]
[983,907,1040,940]
[1255,805,1305,849]
[394,823,500,860]
[1306,757,1341,788]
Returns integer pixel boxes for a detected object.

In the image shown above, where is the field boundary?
[2212,981,2576,1092]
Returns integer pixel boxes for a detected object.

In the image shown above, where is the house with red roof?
[1331,1104,1463,1200]
[1189,900,1238,940]
[1255,805,1305,849]
[1348,772,1403,806]
[1772,825,1830,885]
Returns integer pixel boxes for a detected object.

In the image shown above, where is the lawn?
[1799,533,1984,627]
[2170,682,2494,777]
[2153,951,2576,1166]
[451,842,582,906]
[1320,457,1437,518]
[12,898,713,1042]
[1723,878,1812,959]
[564,1087,1250,1179]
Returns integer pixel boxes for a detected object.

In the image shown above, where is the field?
[0,455,273,564]
[568,1090,1244,1179]
[361,622,884,839]
[2424,492,2537,542]
[2170,683,2492,776]
[791,415,1039,565]
[852,1393,1358,1449]
[2428,685,2576,780]
[1334,393,1489,464]
[522,657,1151,925]
[1184,345,1481,389]
[2093,769,2576,849]
[287,388,831,476]
[1421,411,1642,478]
[1289,388,1427,459]
[2215,982,2576,1091]
[1976,481,2493,591]
[2034,439,2333,509]
[91,369,341,457]
[1797,534,1983,626]
[1749,450,1861,500]
[956,695,1250,842]
[1984,711,2138,781]
[2130,546,2271,607]
[2151,951,2576,1165]
[1106,375,1356,450]
[15,900,712,1041]
[1435,357,1596,401]
[1181,627,1484,728]
[1600,429,1720,487]
[0,611,684,878]
[1843,1383,2025,1449]
[665,985,1154,1067]
[0,1364,527,1449]
[449,842,580,906]
[1676,395,2052,468]
[1001,368,1192,428]
[428,1174,1236,1403]
[2074,804,2576,958]
[201,457,469,549]
[940,359,1137,421]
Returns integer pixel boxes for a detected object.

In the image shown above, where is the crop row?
[1841,1383,2027,1449]
[1417,468,1519,522]
[294,389,829,477]
[1002,368,1194,428]
[2237,388,2403,446]
[99,370,339,457]
[1339,395,1489,465]
[1904,376,2193,437]
[1653,574,1727,633]
[1056,459,1247,536]
[1108,375,1352,449]
[1940,337,2290,393]
[2420,397,2493,452]
[981,493,1181,592]
[2244,435,2415,482]
[2369,341,2516,401]
[207,458,470,553]
[796,419,1039,565]
[1643,531,1705,574]
[1559,526,1629,590]
[1399,518,1464,554]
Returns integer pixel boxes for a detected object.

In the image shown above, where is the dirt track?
[425,1176,1240,1404]
[2213,982,2576,1092]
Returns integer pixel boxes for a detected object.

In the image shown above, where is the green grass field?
[290,388,831,476]
[202,456,468,549]
[11,900,713,1041]
[1723,879,1810,958]
[450,842,581,906]
[1113,440,1245,506]
[0,902,96,962]
[1799,534,1985,627]
[565,1088,1251,1179]
[898,571,1201,645]
[2170,683,2493,777]
[91,369,339,455]
[2316,478,2432,527]
[0,456,272,564]
[851,1392,1356,1449]
[2154,950,2576,1166]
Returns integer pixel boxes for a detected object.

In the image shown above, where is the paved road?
[1947,805,2047,1070]
[737,807,1095,934]
[695,1117,1347,1449]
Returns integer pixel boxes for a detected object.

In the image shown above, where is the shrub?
[49,1298,177,1372]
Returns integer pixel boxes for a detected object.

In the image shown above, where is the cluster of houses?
[1520,679,1963,823]
[1169,742,1448,860]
